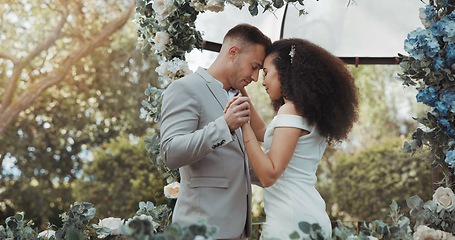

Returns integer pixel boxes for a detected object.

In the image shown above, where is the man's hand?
[224,95,250,132]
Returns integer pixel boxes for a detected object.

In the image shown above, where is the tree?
[0,0,158,227]
[0,0,135,136]
[72,134,166,220]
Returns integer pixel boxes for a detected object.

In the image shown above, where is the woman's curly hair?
[267,38,359,144]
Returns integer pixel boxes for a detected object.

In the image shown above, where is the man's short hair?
[224,23,272,49]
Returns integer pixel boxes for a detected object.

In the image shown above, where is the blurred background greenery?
[0,0,432,233]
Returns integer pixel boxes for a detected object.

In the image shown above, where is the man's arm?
[159,80,234,169]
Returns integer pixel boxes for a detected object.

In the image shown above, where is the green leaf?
[248,1,258,16]
[289,231,300,239]
[406,195,422,209]
[298,221,311,233]
[273,0,284,8]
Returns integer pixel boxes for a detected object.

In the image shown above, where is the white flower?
[98,217,124,238]
[151,0,174,22]
[38,230,56,239]
[367,237,379,240]
[413,225,455,240]
[155,58,192,82]
[154,31,170,52]
[432,186,455,211]
[194,235,207,240]
[164,181,180,199]
[205,0,225,12]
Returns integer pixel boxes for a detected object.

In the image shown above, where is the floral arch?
[135,0,455,238]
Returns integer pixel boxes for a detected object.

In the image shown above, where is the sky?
[186,0,425,70]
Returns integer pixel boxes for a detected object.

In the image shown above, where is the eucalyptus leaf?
[298,221,311,233]
[406,195,422,209]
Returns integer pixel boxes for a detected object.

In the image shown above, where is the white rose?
[155,58,192,82]
[98,217,124,237]
[38,230,56,239]
[164,181,180,199]
[152,0,174,22]
[206,0,225,12]
[432,187,455,211]
[413,225,455,240]
[154,31,170,52]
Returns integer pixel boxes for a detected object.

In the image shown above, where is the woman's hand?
[223,94,251,132]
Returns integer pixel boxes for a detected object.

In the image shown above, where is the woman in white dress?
[226,38,359,239]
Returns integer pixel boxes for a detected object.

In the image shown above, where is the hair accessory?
[289,45,296,64]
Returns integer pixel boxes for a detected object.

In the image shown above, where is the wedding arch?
[135,0,455,238]
[2,0,455,239]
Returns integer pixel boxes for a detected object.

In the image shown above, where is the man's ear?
[228,45,239,60]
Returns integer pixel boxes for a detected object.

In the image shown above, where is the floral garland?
[400,0,455,184]
[135,0,306,185]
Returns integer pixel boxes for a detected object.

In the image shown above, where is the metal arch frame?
[199,2,402,65]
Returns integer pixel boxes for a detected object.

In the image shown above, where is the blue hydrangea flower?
[438,118,455,137]
[439,118,451,129]
[441,90,455,112]
[430,21,446,36]
[445,149,455,168]
[447,44,455,59]
[446,44,455,66]
[420,5,436,28]
[404,28,440,60]
[433,57,446,71]
[436,101,449,116]
[416,86,439,107]
[442,12,455,43]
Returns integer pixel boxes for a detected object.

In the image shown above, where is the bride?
[226,38,359,239]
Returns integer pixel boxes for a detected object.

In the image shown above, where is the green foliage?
[0,212,37,239]
[73,134,167,220]
[0,201,217,240]
[327,201,412,240]
[406,194,455,233]
[397,0,455,182]
[0,2,158,228]
[327,137,432,222]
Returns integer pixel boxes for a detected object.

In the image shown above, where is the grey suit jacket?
[159,67,252,239]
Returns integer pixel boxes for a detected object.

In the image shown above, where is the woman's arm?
[242,122,302,187]
[242,102,309,187]
[239,88,266,142]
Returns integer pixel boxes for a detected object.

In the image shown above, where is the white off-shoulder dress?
[260,114,332,240]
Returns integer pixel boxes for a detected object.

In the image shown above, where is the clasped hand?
[224,94,250,132]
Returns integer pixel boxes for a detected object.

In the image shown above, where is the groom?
[159,23,271,239]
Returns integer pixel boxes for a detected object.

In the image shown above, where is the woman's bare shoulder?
[277,102,300,116]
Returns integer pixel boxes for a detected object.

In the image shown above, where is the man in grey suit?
[159,24,271,239]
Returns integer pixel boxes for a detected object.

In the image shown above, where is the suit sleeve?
[159,80,234,169]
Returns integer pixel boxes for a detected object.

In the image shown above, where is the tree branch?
[0,52,19,63]
[0,8,68,116]
[0,0,135,136]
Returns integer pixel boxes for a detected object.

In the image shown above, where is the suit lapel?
[195,67,245,154]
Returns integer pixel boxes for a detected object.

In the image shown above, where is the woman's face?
[262,54,281,100]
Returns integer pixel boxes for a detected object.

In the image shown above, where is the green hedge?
[323,137,432,222]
